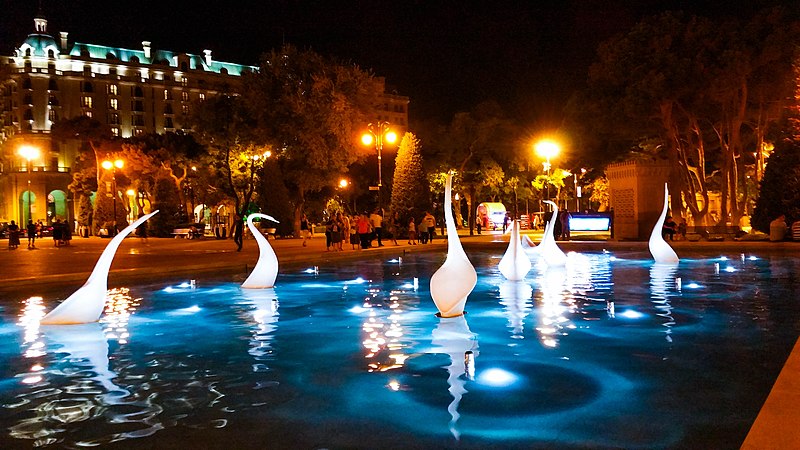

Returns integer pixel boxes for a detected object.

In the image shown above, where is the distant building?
[0,13,410,227]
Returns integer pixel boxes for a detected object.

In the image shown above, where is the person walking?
[423,211,436,243]
[407,217,417,245]
[8,220,20,249]
[26,220,37,249]
[357,213,371,250]
[349,214,359,250]
[418,216,428,244]
[369,209,384,247]
[341,213,351,250]
[52,218,63,247]
[300,214,312,247]
[389,211,400,245]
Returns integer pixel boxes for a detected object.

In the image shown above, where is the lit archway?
[48,190,68,223]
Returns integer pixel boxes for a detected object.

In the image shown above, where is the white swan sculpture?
[431,315,478,440]
[648,183,679,264]
[498,220,531,280]
[538,201,567,267]
[430,173,477,317]
[42,211,158,325]
[242,213,280,289]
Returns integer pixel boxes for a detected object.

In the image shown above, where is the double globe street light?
[361,121,397,211]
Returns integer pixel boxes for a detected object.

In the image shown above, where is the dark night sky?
[1,0,790,128]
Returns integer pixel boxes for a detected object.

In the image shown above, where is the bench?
[172,228,203,239]
[686,225,743,241]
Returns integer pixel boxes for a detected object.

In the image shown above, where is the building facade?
[0,14,409,230]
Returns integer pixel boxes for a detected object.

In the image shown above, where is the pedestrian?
[137,213,149,242]
[349,214,359,250]
[27,220,36,249]
[423,211,436,243]
[8,220,20,249]
[331,212,343,251]
[357,213,371,250]
[341,213,351,250]
[36,219,43,238]
[503,213,510,233]
[770,215,788,241]
[324,217,333,251]
[418,215,428,244]
[369,209,384,247]
[389,211,400,245]
[300,213,312,247]
[662,215,677,241]
[407,217,417,245]
[52,218,63,247]
[62,221,72,246]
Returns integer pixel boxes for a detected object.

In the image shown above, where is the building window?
[23,94,32,105]
[108,84,118,95]
[48,79,58,91]
[181,91,189,102]
[22,78,32,89]
[49,109,58,122]
[81,96,93,108]
[111,126,119,137]
[164,89,173,100]
[164,117,174,128]
[132,114,145,126]
[23,109,33,121]
[198,93,205,102]
[181,104,189,115]
[132,100,144,112]
[109,98,118,110]
[134,128,144,136]
[181,76,188,87]
[163,104,173,114]
[108,112,119,124]
[48,94,58,106]
[82,82,94,93]
[83,110,93,118]
[133,86,144,98]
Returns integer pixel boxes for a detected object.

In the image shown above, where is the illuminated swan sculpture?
[242,213,280,289]
[431,315,478,439]
[498,220,531,280]
[42,211,158,325]
[430,173,477,317]
[648,183,679,264]
[538,201,567,267]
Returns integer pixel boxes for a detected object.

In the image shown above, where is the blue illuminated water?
[1,250,799,448]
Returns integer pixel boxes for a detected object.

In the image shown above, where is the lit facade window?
[81,96,92,108]
[111,126,119,136]
[164,89,172,100]
[48,109,58,122]
[181,77,188,87]
[198,93,205,101]
[109,98,118,110]
[108,84,118,95]
[181,91,189,101]
[181,104,189,115]
[108,112,119,124]
[83,110,92,118]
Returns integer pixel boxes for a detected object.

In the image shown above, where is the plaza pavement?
[0,229,797,447]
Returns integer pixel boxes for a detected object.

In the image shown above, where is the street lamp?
[534,140,560,209]
[361,121,397,211]
[101,158,124,236]
[18,145,40,224]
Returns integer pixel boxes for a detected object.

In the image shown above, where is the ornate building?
[0,14,409,229]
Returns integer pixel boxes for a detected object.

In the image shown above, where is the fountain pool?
[1,250,798,448]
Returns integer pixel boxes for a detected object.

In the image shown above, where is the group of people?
[770,214,800,241]
[662,215,687,241]
[7,218,72,250]
[299,209,439,250]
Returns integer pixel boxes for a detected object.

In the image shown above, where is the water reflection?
[239,289,279,368]
[650,264,678,342]
[498,281,533,339]
[360,289,410,372]
[430,315,478,439]
[534,267,576,348]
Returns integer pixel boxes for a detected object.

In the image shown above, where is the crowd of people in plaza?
[303,209,440,252]
[6,219,72,250]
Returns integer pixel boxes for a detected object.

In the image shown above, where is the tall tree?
[243,45,382,233]
[390,132,429,220]
[190,94,270,251]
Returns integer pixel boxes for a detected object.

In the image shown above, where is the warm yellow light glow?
[126,189,135,196]
[339,179,349,188]
[385,131,398,144]
[101,160,112,170]
[114,159,124,169]
[535,140,560,160]
[361,133,374,146]
[102,159,124,170]
[18,145,41,162]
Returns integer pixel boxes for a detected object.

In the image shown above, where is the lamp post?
[534,140,560,211]
[361,121,397,212]
[18,145,40,224]
[101,158,124,236]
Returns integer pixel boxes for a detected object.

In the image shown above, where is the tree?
[243,45,383,234]
[190,94,270,251]
[390,132,429,221]
[149,177,181,237]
